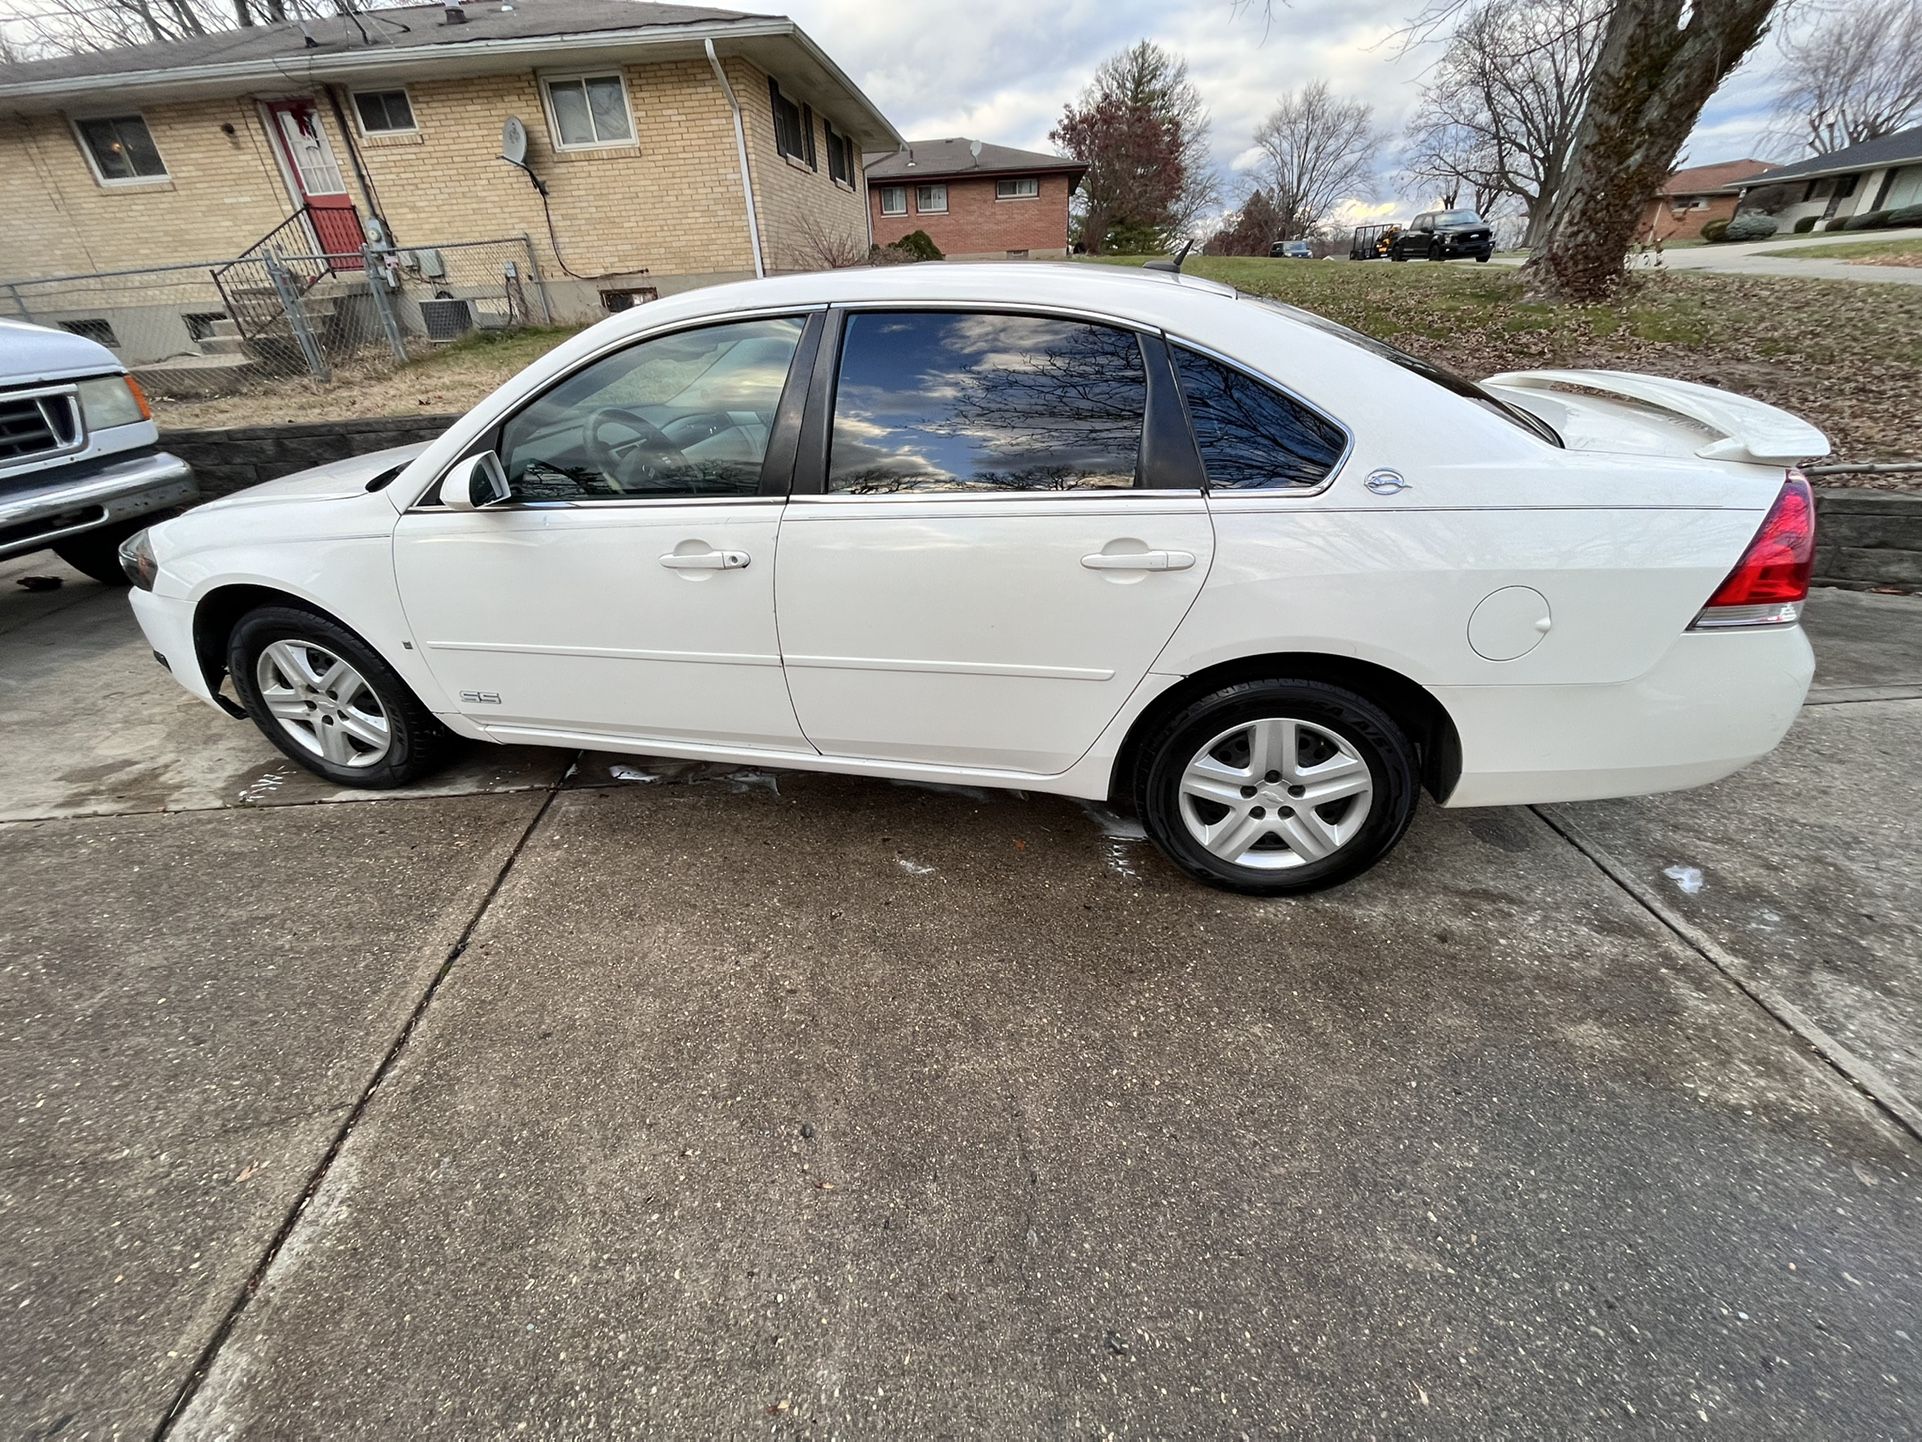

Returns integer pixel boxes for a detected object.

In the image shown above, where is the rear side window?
[828,311,1146,493]
[1171,346,1346,490]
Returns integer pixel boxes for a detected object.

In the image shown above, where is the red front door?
[266,99,363,267]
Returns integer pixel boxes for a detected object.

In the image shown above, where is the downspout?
[324,83,387,241]
[706,38,765,279]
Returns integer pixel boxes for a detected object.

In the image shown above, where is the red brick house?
[865,138,1085,260]
[1638,159,1774,241]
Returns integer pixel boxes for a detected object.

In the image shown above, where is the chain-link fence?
[1,236,553,400]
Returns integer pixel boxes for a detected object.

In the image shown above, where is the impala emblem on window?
[1365,469,1411,495]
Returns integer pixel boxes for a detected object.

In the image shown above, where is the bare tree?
[1250,80,1381,240]
[1090,40,1222,241]
[2,0,380,59]
[1771,0,1922,154]
[1399,0,1608,247]
[1526,0,1780,301]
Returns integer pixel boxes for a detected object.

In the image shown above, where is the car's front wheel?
[1135,679,1419,895]
[228,604,455,788]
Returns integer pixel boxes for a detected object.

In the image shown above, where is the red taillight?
[1692,471,1815,629]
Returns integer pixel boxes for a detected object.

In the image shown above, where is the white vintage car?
[123,264,1820,893]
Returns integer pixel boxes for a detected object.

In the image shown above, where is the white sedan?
[122,264,1819,893]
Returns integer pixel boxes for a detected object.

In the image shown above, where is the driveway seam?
[150,782,562,1440]
[0,782,558,827]
[1531,804,1922,1146]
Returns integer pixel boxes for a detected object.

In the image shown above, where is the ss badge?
[459,690,503,705]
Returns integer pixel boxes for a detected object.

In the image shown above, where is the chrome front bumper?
[0,447,197,559]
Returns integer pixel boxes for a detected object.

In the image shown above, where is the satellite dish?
[500,116,528,167]
[969,138,982,163]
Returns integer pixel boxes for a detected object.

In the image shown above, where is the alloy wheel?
[254,639,392,768]
[1175,716,1374,870]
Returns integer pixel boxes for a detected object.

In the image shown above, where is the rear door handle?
[1081,550,1195,572]
[660,549,750,570]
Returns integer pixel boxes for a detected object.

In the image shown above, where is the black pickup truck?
[1388,210,1495,263]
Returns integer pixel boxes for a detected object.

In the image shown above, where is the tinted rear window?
[1172,346,1346,489]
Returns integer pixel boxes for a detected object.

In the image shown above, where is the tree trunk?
[1525,0,1778,301]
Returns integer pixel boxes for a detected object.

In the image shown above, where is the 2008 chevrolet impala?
[121,264,1819,893]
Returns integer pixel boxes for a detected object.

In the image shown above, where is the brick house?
[0,0,898,353]
[865,139,1085,260]
[1637,159,1774,242]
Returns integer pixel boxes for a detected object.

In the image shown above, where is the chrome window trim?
[1160,332,1355,498]
[785,490,1203,505]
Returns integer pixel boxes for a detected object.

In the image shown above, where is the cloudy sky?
[783,0,1802,226]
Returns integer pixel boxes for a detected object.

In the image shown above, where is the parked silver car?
[1,319,196,583]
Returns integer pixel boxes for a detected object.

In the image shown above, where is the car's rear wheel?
[1135,679,1419,895]
[228,604,455,788]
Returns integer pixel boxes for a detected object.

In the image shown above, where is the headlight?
[118,528,158,591]
[75,374,151,431]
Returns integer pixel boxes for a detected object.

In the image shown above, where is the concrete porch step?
[196,334,249,356]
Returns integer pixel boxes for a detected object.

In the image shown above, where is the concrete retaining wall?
[159,416,460,501]
[1815,488,1922,591]
[155,422,1922,592]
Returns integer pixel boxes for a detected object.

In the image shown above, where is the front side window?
[995,177,1039,200]
[828,311,1146,494]
[544,75,633,148]
[498,317,805,501]
[75,115,166,182]
[878,185,907,216]
[916,183,948,213]
[353,89,416,135]
[1172,347,1346,490]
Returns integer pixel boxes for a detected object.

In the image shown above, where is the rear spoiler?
[1482,368,1829,464]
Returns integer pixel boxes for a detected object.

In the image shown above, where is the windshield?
[1435,210,1485,226]
[1243,296,1562,446]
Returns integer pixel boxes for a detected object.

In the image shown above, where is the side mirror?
[441,451,511,511]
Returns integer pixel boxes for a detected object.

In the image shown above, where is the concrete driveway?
[1487,226,1922,285]
[3,551,1919,1437]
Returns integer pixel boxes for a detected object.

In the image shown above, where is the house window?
[768,79,814,168]
[59,318,120,347]
[352,89,416,135]
[183,312,226,341]
[995,177,1039,200]
[916,183,948,214]
[73,114,167,184]
[1836,173,1859,198]
[542,74,634,149]
[879,185,907,216]
[824,122,855,185]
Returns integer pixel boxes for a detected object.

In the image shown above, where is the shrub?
[1889,203,1922,227]
[1824,216,1851,230]
[1793,215,1818,233]
[1700,217,1732,243]
[895,229,944,261]
[1723,213,1780,241]
[1844,209,1893,230]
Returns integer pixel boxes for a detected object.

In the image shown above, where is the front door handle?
[660,549,750,571]
[1081,550,1196,572]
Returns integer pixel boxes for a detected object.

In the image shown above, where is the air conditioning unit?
[418,297,473,342]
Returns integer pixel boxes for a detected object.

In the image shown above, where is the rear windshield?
[1243,296,1562,446]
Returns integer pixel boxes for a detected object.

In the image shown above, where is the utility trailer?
[1348,223,1402,260]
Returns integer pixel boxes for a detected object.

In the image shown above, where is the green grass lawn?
[1755,236,1922,263]
[1079,252,1922,464]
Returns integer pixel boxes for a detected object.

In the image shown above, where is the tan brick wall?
[869,172,1075,259]
[0,55,871,288]
[0,99,309,279]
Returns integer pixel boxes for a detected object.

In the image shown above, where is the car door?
[392,312,820,751]
[772,307,1215,776]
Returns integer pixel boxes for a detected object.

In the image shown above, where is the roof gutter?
[1732,157,1918,191]
[705,37,764,280]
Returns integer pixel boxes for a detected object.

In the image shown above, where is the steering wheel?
[584,406,697,493]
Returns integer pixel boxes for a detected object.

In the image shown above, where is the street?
[2,553,1919,1437]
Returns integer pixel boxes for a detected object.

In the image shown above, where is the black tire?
[228,604,455,788]
[51,516,158,586]
[1428,240,1444,261]
[1390,247,1408,263]
[1475,250,1492,263]
[1133,679,1420,896]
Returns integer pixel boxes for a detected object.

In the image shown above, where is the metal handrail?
[212,205,316,283]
